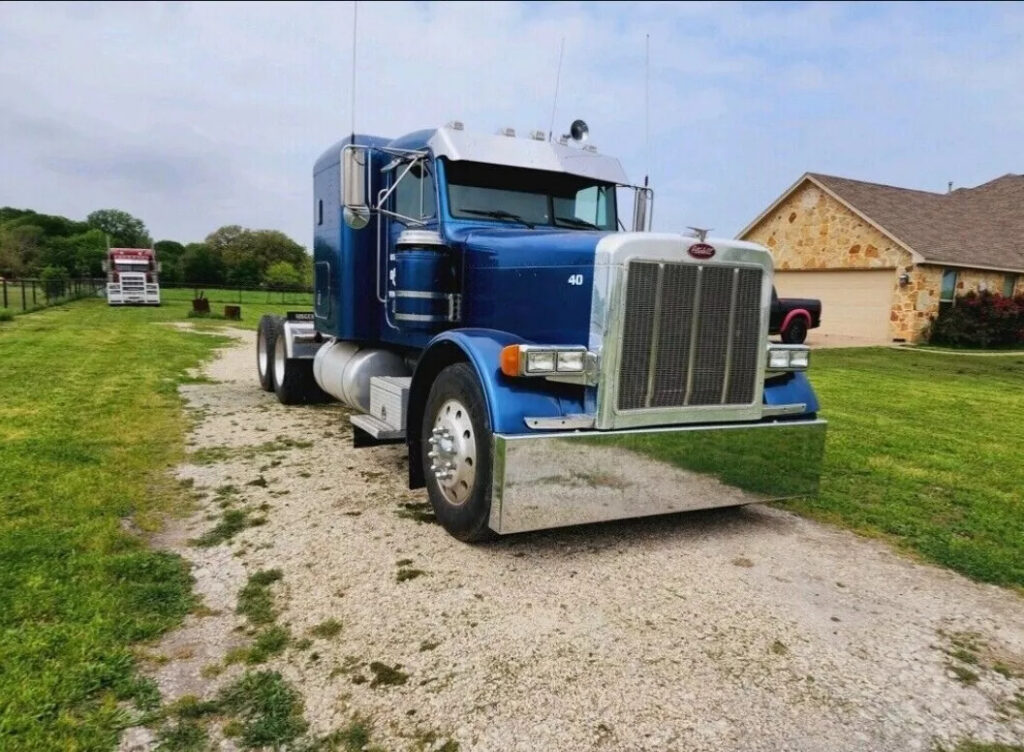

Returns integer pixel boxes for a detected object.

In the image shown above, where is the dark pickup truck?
[770,288,822,344]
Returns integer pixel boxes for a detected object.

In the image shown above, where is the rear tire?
[272,320,328,405]
[782,317,808,344]
[257,315,281,391]
[421,363,495,542]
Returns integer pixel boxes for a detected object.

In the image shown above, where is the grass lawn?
[784,347,1024,589]
[160,285,312,309]
[0,296,303,750]
[1,297,1022,748]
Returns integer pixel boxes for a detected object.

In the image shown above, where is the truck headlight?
[500,344,596,382]
[766,344,810,371]
[526,350,556,373]
[556,350,585,372]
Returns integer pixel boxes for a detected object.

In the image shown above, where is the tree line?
[0,207,312,288]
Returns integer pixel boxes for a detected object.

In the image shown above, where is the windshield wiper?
[554,215,600,230]
[459,208,534,229]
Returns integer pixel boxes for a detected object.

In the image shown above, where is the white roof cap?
[427,126,629,185]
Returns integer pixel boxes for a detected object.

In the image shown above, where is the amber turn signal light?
[500,344,521,377]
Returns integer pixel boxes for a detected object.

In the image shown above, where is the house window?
[940,269,958,307]
[1004,274,1018,297]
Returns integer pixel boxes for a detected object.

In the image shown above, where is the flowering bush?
[927,290,1024,347]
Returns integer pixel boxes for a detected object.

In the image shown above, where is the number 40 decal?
[567,273,584,286]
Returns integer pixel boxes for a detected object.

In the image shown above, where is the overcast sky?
[1,1,1022,248]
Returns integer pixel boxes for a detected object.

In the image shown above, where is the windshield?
[113,260,150,272]
[445,160,617,231]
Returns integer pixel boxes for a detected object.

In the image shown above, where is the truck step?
[369,376,410,429]
[350,413,406,442]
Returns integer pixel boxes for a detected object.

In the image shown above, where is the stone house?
[739,172,1024,344]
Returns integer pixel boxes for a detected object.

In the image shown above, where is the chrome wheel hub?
[428,398,476,505]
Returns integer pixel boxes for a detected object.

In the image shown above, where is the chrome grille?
[617,261,763,411]
[120,274,146,292]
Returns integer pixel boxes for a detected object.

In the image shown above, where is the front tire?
[421,363,495,542]
[782,317,808,344]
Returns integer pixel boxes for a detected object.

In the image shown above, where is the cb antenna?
[644,33,650,189]
[350,0,358,143]
[547,37,565,142]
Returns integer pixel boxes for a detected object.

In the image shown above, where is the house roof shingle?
[806,172,1024,272]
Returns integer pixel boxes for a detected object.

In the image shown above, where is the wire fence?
[160,283,314,306]
[1,277,105,313]
[0,279,315,316]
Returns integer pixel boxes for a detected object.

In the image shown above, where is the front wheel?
[421,363,495,542]
[782,317,808,344]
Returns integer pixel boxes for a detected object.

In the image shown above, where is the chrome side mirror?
[342,145,370,230]
[632,186,653,231]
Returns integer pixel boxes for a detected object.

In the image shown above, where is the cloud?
[0,0,1021,246]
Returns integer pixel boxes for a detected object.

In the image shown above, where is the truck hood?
[447,227,609,268]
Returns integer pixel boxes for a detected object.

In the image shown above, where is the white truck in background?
[105,248,160,305]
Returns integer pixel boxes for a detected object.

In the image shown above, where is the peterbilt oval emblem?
[688,243,716,259]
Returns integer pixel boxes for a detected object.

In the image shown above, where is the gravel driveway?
[126,330,1024,751]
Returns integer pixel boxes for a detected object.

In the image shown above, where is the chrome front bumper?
[488,418,826,534]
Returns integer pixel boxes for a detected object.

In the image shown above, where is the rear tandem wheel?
[256,314,282,391]
[271,318,328,405]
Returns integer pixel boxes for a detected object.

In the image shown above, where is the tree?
[180,243,225,285]
[226,256,261,287]
[205,225,246,257]
[41,229,107,276]
[264,261,300,289]
[86,209,152,248]
[0,224,44,276]
[154,240,186,284]
[40,265,68,298]
[205,225,308,286]
[5,210,88,238]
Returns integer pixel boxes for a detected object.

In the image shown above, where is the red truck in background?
[104,248,160,306]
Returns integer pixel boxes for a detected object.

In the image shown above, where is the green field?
[0,279,101,315]
[160,285,313,309]
[784,347,1024,589]
[0,298,303,750]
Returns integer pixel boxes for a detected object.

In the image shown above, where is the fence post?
[32,282,37,306]
[2,279,6,309]
[22,280,27,310]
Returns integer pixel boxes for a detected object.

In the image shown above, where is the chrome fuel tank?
[313,340,410,412]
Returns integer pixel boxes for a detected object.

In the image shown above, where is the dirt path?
[126,331,1024,751]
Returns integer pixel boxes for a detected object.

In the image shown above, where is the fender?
[763,371,819,415]
[780,308,811,332]
[408,328,585,435]
[405,328,586,489]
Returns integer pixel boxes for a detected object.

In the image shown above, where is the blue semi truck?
[256,121,826,542]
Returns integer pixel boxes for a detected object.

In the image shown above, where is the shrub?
[0,308,13,322]
[928,290,1024,348]
[40,265,69,298]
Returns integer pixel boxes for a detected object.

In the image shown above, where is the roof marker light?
[446,120,464,130]
[530,130,545,141]
[497,127,516,137]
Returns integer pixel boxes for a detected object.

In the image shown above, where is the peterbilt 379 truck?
[256,122,826,542]
[105,247,161,305]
